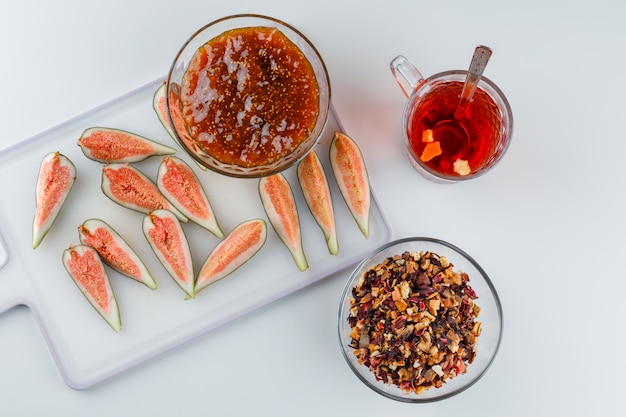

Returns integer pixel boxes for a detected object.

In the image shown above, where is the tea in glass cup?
[390,55,513,182]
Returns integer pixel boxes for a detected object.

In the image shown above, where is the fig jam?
[180,26,320,167]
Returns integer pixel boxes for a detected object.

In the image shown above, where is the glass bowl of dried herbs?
[338,237,503,402]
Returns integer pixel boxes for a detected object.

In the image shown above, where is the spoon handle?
[454,45,492,120]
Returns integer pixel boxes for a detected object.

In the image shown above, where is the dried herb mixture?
[347,250,482,394]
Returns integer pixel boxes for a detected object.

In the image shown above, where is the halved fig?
[32,152,77,249]
[143,209,194,298]
[195,218,267,294]
[259,173,308,271]
[62,244,122,333]
[101,163,187,222]
[329,132,371,238]
[153,82,207,171]
[153,81,189,143]
[297,150,338,255]
[152,82,177,140]
[79,218,157,290]
[156,156,224,238]
[78,127,176,163]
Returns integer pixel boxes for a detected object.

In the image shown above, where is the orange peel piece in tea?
[420,141,442,162]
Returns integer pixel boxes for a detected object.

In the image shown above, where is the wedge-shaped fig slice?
[143,209,194,298]
[157,156,224,238]
[297,150,338,255]
[259,173,308,271]
[153,82,207,171]
[62,244,122,333]
[330,132,371,238]
[195,218,267,294]
[79,218,157,290]
[78,127,176,163]
[102,163,187,222]
[152,82,177,140]
[32,152,76,249]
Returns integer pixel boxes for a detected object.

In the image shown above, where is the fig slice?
[101,163,187,222]
[329,132,371,238]
[78,127,176,163]
[32,152,77,249]
[259,173,308,271]
[195,218,267,294]
[152,82,177,140]
[153,82,207,171]
[297,150,338,255]
[62,244,122,333]
[156,156,224,238]
[143,209,194,298]
[79,218,157,290]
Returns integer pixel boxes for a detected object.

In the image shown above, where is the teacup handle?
[390,55,425,98]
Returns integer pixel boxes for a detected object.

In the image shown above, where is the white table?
[1,0,624,415]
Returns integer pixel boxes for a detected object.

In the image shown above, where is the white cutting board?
[0,77,392,389]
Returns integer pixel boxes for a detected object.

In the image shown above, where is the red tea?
[407,81,502,177]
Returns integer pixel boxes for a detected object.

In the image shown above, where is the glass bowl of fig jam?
[338,237,503,402]
[166,14,331,178]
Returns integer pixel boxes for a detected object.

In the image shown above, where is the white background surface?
[0,0,624,415]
